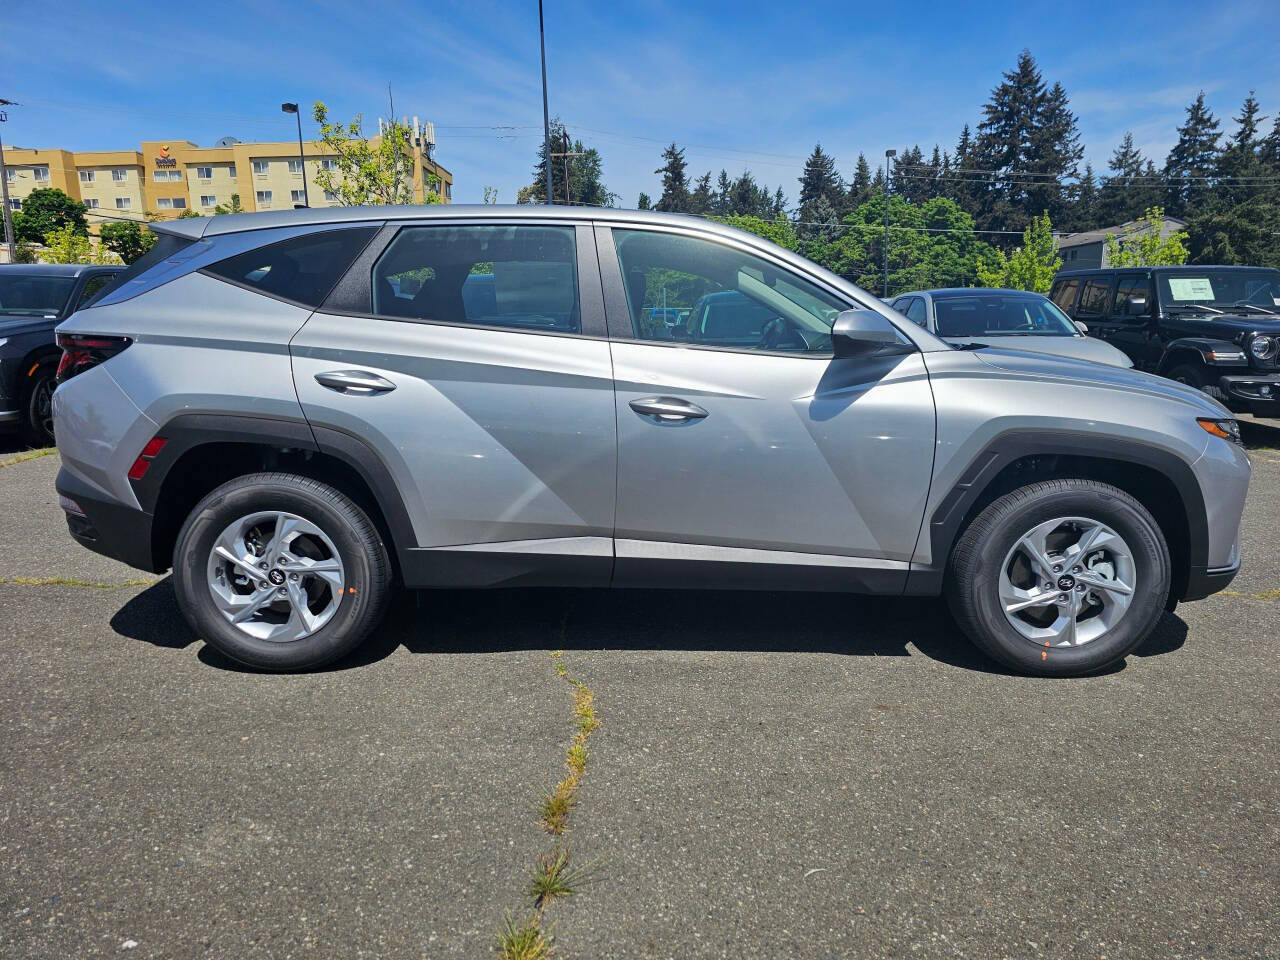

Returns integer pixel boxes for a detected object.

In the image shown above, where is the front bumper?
[1182,561,1241,601]
[0,408,17,431]
[1218,373,1280,412]
[55,466,162,573]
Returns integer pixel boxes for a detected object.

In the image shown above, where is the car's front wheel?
[172,473,391,670]
[947,479,1170,676]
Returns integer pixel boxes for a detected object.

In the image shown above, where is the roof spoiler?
[148,217,211,241]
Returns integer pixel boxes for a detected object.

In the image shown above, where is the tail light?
[55,334,132,385]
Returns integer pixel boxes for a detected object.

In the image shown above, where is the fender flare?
[1157,337,1247,373]
[906,428,1207,597]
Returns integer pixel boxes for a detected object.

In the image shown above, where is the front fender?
[1158,337,1247,371]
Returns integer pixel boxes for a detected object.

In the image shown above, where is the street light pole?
[281,102,309,207]
[0,99,17,263]
[883,149,896,298]
[538,0,553,205]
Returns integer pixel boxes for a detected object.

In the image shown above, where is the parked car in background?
[890,288,1132,367]
[1050,265,1280,414]
[53,206,1247,677]
[0,264,123,446]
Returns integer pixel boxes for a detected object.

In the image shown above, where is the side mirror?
[1074,320,1089,334]
[831,309,914,359]
[1128,296,1148,316]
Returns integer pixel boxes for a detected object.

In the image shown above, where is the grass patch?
[527,845,594,908]
[540,779,577,835]
[0,576,155,589]
[496,912,553,960]
[1222,588,1280,600]
[0,448,57,469]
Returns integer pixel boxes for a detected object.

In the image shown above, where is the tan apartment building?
[3,128,452,230]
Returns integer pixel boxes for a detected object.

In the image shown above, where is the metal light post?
[538,0,553,205]
[0,99,17,263]
[883,149,896,298]
[281,102,309,207]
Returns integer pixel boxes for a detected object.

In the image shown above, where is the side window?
[205,227,378,308]
[905,298,927,327]
[1050,278,1080,314]
[372,224,579,334]
[1113,276,1150,319]
[611,228,846,354]
[1077,278,1113,317]
[73,273,115,311]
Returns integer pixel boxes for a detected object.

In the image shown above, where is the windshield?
[1157,269,1280,312]
[934,294,1078,338]
[0,275,78,318]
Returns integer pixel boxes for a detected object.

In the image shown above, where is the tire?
[946,479,1170,677]
[172,473,391,671]
[20,365,57,448]
[1167,363,1228,403]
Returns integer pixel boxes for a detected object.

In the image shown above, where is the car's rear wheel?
[173,473,391,671]
[947,479,1170,676]
[20,364,57,448]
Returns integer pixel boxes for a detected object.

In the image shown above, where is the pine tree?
[1163,91,1221,217]
[637,192,652,210]
[1071,163,1098,231]
[715,170,733,215]
[847,153,873,210]
[772,186,787,218]
[690,172,714,215]
[948,124,977,216]
[654,143,691,213]
[798,144,844,214]
[1216,91,1267,208]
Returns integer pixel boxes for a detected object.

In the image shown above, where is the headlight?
[1197,418,1242,444]
[1249,335,1276,360]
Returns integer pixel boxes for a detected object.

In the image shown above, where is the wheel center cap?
[268,569,285,586]
[1057,574,1075,591]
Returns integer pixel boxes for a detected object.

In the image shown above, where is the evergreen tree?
[637,192,652,210]
[891,145,927,205]
[847,153,874,210]
[1163,92,1221,217]
[1097,131,1159,225]
[798,143,844,215]
[948,124,977,216]
[971,51,1082,237]
[1216,91,1267,208]
[654,143,691,212]
[1071,162,1098,231]
[772,186,787,218]
[715,170,733,215]
[690,172,714,215]
[518,117,617,206]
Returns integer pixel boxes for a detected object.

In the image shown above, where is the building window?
[200,195,217,207]
[287,159,303,174]
[228,164,236,179]
[290,189,306,204]
[112,168,129,183]
[85,198,100,209]
[444,182,451,200]
[33,166,50,182]
[256,190,272,206]
[252,160,269,175]
[79,170,95,183]
[172,198,186,209]
[157,197,173,209]
[115,197,132,210]
[321,158,338,172]
[196,166,213,180]
[4,169,14,182]
[323,189,339,203]
[8,198,19,211]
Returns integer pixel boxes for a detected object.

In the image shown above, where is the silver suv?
[52,206,1249,676]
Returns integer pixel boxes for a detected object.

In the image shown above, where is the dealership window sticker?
[1168,277,1215,300]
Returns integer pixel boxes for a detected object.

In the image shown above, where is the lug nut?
[289,573,299,582]
[1057,594,1069,603]
[1052,564,1063,573]
[259,562,268,570]
[277,588,287,597]
[1076,584,1085,592]
[1072,566,1082,574]
[1044,581,1053,590]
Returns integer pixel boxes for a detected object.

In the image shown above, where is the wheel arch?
[132,414,416,578]
[1157,337,1246,376]
[909,430,1206,602]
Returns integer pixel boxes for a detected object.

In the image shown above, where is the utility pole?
[0,99,17,263]
[538,0,553,205]
[883,149,896,298]
[550,129,586,206]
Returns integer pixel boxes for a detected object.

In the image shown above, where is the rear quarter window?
[204,227,378,308]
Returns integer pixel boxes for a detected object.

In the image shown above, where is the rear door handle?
[628,396,709,421]
[314,370,397,395]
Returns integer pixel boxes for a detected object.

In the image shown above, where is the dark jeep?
[1050,265,1280,414]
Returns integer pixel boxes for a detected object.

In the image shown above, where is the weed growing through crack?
[496,912,553,960]
[527,845,595,908]
[0,448,56,469]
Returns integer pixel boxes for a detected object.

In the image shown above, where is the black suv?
[0,264,122,446]
[1050,265,1280,414]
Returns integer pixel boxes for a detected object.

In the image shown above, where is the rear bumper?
[55,466,162,573]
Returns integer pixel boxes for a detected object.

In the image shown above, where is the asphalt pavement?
[1,435,1277,959]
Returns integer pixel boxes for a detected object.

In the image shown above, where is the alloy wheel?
[206,511,346,642]
[998,515,1136,647]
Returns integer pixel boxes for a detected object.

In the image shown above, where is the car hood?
[0,314,57,339]
[1164,312,1280,335]
[946,334,1131,367]
[971,346,1231,417]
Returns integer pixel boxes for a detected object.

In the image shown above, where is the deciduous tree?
[976,211,1061,292]
[99,221,156,264]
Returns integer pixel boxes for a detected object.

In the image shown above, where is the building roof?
[1056,216,1188,249]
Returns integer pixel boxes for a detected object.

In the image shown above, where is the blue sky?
[3,0,1277,208]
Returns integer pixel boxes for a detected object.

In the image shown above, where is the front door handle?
[314,370,397,395]
[628,396,709,421]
